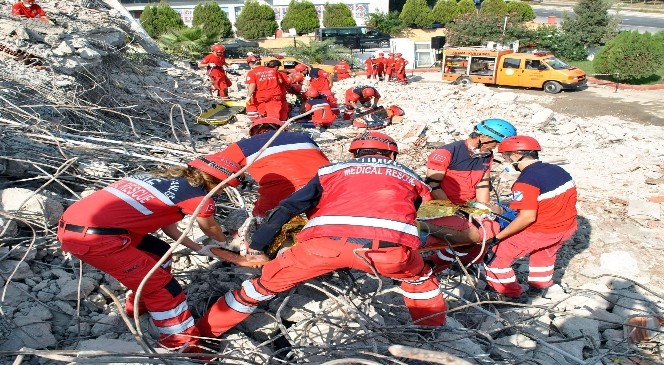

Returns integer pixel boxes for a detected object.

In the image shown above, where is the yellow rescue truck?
[442,47,586,93]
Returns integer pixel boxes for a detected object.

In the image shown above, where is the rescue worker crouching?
[11,0,49,22]
[422,119,517,275]
[303,87,336,129]
[56,155,243,352]
[196,131,448,338]
[483,136,578,302]
[344,85,381,120]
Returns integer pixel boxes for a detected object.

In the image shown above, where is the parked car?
[260,56,336,76]
[220,38,261,58]
[315,27,391,49]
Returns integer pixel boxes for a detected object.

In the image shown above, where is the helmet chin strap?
[506,154,537,172]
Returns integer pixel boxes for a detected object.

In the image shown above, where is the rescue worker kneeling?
[56,155,243,352]
[303,88,336,128]
[197,131,448,338]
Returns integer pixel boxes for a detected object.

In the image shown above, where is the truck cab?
[442,47,586,93]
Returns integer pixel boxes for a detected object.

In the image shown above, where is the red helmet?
[498,136,542,153]
[349,131,399,154]
[249,117,284,136]
[387,53,394,56]
[294,64,308,73]
[361,87,375,98]
[319,70,329,78]
[387,105,404,117]
[188,155,242,187]
[211,44,225,53]
[290,72,304,83]
[378,52,384,56]
[304,88,319,98]
[395,53,402,57]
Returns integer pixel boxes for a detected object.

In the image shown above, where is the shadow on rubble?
[553,215,591,286]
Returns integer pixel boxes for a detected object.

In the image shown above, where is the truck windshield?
[544,57,572,70]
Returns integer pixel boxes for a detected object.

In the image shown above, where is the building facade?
[121,0,389,28]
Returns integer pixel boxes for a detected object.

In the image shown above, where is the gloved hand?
[196,245,218,258]
[208,63,217,68]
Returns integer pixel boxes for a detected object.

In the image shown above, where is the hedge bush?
[192,2,233,38]
[400,0,432,28]
[323,3,356,27]
[140,2,184,39]
[594,31,664,82]
[280,0,319,35]
[235,0,279,39]
[507,2,536,23]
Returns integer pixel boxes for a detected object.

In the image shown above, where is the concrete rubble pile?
[1,0,664,363]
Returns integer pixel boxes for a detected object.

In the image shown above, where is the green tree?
[323,3,356,27]
[506,2,535,23]
[456,0,477,17]
[281,0,320,35]
[529,25,587,61]
[235,0,279,39]
[192,2,233,38]
[283,39,351,64]
[480,0,508,17]
[158,26,218,61]
[140,2,185,39]
[366,11,405,36]
[655,30,664,63]
[400,0,432,28]
[446,12,529,46]
[431,0,460,25]
[561,0,618,48]
[594,31,664,82]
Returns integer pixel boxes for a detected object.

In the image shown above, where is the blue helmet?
[474,119,517,142]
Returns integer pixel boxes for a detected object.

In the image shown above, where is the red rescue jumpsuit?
[304,97,335,128]
[11,2,46,18]
[209,131,330,217]
[343,86,381,120]
[375,56,386,80]
[197,155,447,337]
[364,58,377,79]
[484,162,578,297]
[333,61,351,80]
[56,175,210,349]
[394,57,408,84]
[246,66,284,120]
[424,140,500,273]
[277,71,291,121]
[385,56,395,81]
[201,53,232,98]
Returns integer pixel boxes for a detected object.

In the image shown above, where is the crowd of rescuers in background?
[53,40,579,356]
[11,0,49,22]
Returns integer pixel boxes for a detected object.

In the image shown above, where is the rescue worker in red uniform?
[483,136,578,302]
[375,52,386,81]
[56,155,242,351]
[199,44,232,100]
[384,53,395,82]
[303,88,335,129]
[265,60,290,121]
[423,119,517,274]
[394,53,408,85]
[343,85,381,120]
[11,0,48,22]
[246,52,260,68]
[210,117,330,218]
[197,131,448,338]
[246,60,284,120]
[333,58,351,80]
[364,56,377,79]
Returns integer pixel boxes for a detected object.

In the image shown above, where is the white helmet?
[247,52,254,56]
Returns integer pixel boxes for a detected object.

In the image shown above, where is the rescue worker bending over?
[12,0,49,22]
[484,136,577,302]
[196,131,447,338]
[344,85,381,120]
[303,88,336,129]
[422,119,517,274]
[209,117,330,219]
[199,44,232,100]
[57,155,242,352]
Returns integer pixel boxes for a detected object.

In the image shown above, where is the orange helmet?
[294,64,308,73]
[361,87,375,98]
[290,72,304,83]
[349,131,399,154]
[211,44,225,53]
[498,136,542,153]
[249,117,284,136]
[188,155,242,187]
[304,88,319,98]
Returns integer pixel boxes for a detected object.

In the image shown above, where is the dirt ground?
[515,84,664,126]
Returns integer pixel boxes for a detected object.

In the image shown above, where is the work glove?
[208,63,217,68]
[196,245,218,258]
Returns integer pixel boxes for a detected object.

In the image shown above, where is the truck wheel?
[457,76,473,86]
[543,81,562,94]
[379,40,390,48]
